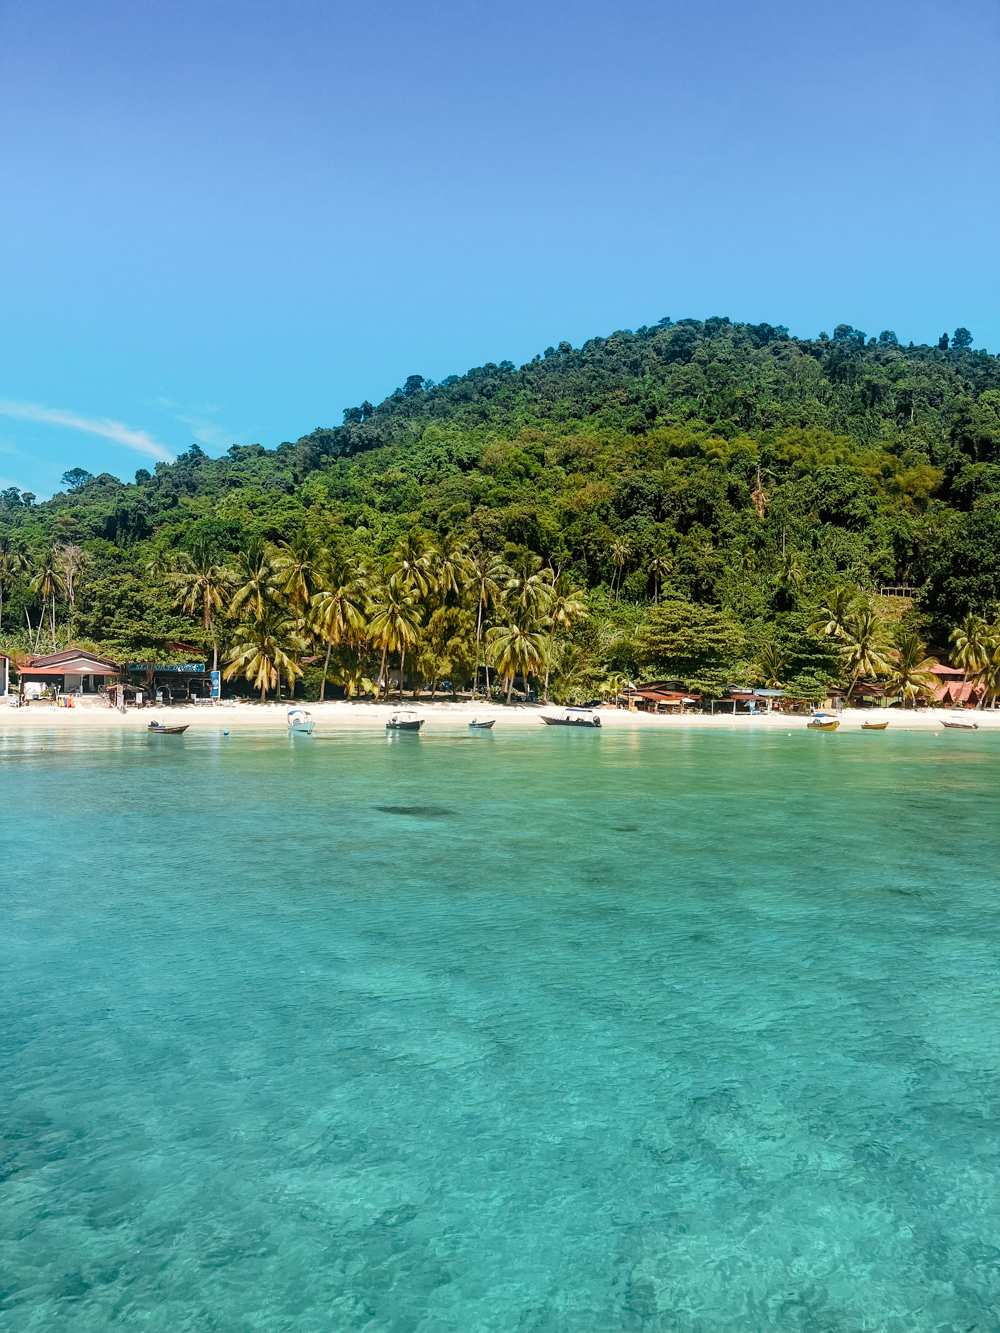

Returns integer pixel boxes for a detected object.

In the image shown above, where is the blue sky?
[1,0,997,497]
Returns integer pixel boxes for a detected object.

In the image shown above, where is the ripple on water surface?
[3,725,1000,1331]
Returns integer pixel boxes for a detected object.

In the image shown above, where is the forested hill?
[3,315,1000,700]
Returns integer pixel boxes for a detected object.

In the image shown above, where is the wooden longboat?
[861,721,889,730]
[941,719,979,731]
[541,709,602,728]
[147,722,189,734]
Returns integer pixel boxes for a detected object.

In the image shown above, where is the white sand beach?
[1,698,996,731]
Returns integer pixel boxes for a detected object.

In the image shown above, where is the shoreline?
[1,699,997,731]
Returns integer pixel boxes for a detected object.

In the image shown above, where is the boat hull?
[468,721,495,729]
[387,720,423,731]
[942,721,979,730]
[542,716,602,728]
[861,722,888,730]
[148,724,189,734]
[807,721,839,731]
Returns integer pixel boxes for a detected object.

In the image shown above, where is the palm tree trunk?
[320,640,332,702]
[398,647,405,701]
[505,673,513,705]
[473,590,484,699]
[378,644,388,698]
[50,595,56,650]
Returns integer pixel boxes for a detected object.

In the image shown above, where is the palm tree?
[609,537,632,603]
[0,535,28,633]
[775,549,806,596]
[387,532,434,597]
[646,548,673,604]
[601,673,627,703]
[735,548,756,601]
[975,652,1000,710]
[223,609,305,702]
[171,552,232,670]
[542,574,588,701]
[367,578,423,699]
[467,551,508,698]
[427,533,469,603]
[505,553,554,620]
[841,608,892,698]
[273,533,325,638]
[144,548,173,583]
[485,618,547,704]
[753,642,787,689]
[29,551,66,651]
[809,586,859,640]
[309,558,367,701]
[948,615,997,676]
[886,632,939,708]
[231,539,280,622]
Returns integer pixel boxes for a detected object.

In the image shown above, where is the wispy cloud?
[0,399,174,463]
[156,397,237,452]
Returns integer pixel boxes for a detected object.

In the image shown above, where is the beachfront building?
[627,682,701,713]
[0,651,9,697]
[928,662,983,707]
[127,661,212,703]
[17,649,121,700]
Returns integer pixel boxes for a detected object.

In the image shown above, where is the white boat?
[386,710,423,731]
[287,707,315,735]
[541,708,602,729]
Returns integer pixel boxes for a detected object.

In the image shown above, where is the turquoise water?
[3,725,1000,1331]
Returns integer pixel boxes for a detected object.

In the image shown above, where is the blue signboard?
[210,670,221,699]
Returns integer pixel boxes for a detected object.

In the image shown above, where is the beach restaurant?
[17,648,121,698]
[127,661,212,701]
[627,682,701,713]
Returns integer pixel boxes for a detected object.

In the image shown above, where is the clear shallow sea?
[3,724,1000,1333]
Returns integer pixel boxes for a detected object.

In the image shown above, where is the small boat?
[807,713,839,731]
[147,721,189,734]
[861,721,889,731]
[942,718,979,731]
[468,719,495,729]
[386,710,423,732]
[541,708,602,728]
[287,707,315,735]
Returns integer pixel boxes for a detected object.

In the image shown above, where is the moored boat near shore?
[807,714,839,731]
[147,721,189,734]
[287,707,315,735]
[387,711,423,731]
[541,708,602,728]
[941,718,979,731]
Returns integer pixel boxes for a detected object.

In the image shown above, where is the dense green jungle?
[3,316,1000,703]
